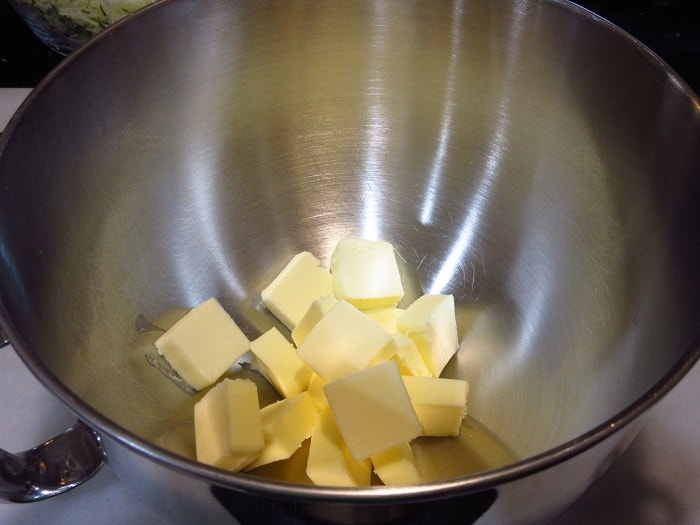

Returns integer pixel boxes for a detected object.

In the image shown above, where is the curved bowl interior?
[1,0,699,498]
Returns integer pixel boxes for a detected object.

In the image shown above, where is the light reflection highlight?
[427,103,511,294]
[426,6,527,294]
[178,142,246,304]
[420,1,465,225]
[360,2,392,241]
[361,102,385,241]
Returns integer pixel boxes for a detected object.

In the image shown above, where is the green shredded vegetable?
[18,0,156,40]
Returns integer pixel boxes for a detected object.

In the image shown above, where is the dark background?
[1,0,699,90]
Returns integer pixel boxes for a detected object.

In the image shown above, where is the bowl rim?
[2,0,700,504]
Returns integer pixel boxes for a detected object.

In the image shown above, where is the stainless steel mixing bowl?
[1,0,699,523]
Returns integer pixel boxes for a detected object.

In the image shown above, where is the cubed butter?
[370,443,421,485]
[261,252,333,330]
[307,372,330,412]
[291,294,337,347]
[331,238,404,309]
[297,300,396,381]
[153,297,250,390]
[402,376,468,437]
[323,360,422,460]
[397,294,458,377]
[364,307,404,333]
[391,333,432,378]
[246,392,318,470]
[194,378,264,471]
[306,411,372,487]
[249,327,312,398]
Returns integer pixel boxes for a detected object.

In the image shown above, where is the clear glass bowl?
[6,0,157,54]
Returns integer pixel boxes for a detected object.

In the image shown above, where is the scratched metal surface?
[0,0,699,522]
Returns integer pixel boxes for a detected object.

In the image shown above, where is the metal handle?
[0,331,106,502]
[0,421,105,503]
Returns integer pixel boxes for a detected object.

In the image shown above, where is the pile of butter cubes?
[153,239,468,486]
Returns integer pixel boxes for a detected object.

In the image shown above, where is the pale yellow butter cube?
[194,378,263,471]
[402,376,468,437]
[331,238,404,309]
[323,360,422,460]
[291,294,337,347]
[249,327,312,398]
[307,372,330,412]
[370,443,421,485]
[391,333,432,378]
[261,252,333,330]
[154,297,250,391]
[306,410,372,487]
[246,392,318,470]
[297,300,396,381]
[364,307,404,333]
[363,309,433,377]
[397,294,458,377]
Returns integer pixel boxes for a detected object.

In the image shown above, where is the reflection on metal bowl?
[0,0,699,523]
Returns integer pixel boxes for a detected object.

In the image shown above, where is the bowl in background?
[5,0,157,53]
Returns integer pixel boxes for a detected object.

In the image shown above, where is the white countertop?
[1,88,699,524]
